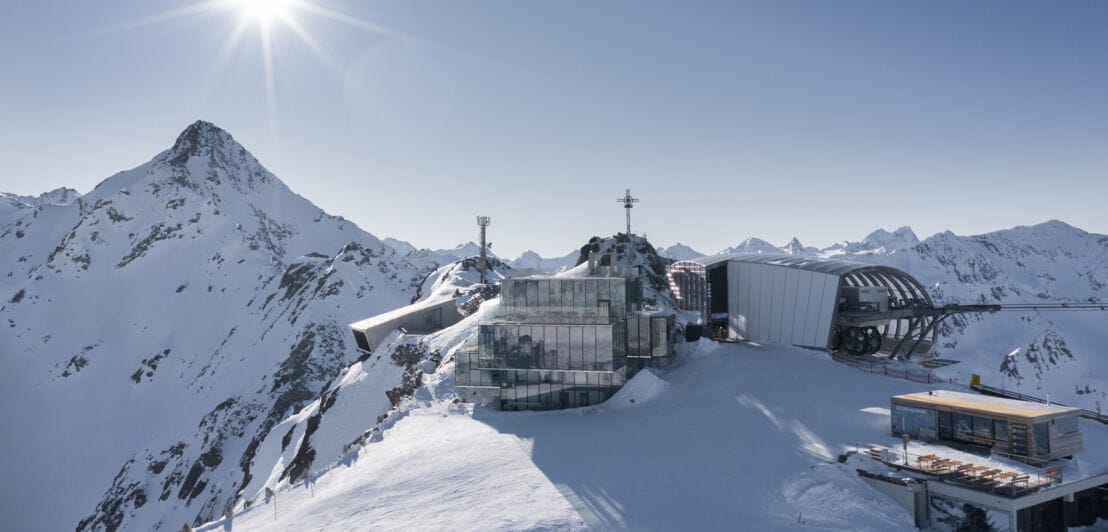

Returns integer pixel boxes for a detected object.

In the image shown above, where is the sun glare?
[101,0,444,140]
[231,0,295,23]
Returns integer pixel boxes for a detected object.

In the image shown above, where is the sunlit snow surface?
[207,339,1064,531]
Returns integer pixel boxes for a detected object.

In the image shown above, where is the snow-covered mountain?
[1,186,81,208]
[655,242,705,261]
[379,239,500,276]
[3,122,1106,530]
[509,249,579,273]
[782,237,819,257]
[824,226,920,256]
[0,187,81,227]
[381,236,417,256]
[846,220,1108,411]
[720,236,786,255]
[0,121,436,531]
[433,241,490,260]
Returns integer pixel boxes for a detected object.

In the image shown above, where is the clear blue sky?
[1,0,1106,257]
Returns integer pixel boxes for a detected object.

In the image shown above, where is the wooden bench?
[1010,474,1031,494]
[963,433,999,446]
[934,460,961,474]
[968,465,990,478]
[978,470,1002,482]
[995,471,1018,483]
[954,464,977,479]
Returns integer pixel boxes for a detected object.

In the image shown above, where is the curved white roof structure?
[669,253,938,357]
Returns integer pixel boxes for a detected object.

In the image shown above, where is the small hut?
[891,390,1083,461]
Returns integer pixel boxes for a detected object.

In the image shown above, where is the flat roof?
[892,390,1082,420]
[349,297,458,332]
[687,253,875,275]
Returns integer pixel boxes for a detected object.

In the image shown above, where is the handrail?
[971,383,1108,425]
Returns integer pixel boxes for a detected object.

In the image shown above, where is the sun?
[230,0,296,23]
[99,0,445,139]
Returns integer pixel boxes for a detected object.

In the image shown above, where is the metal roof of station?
[686,253,886,276]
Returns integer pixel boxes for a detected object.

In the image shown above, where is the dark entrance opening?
[1018,497,1064,532]
[707,265,728,339]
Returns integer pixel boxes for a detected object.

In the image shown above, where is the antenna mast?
[476,216,491,284]
[616,188,639,236]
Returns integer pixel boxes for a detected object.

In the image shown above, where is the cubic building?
[891,390,1083,461]
[456,269,675,410]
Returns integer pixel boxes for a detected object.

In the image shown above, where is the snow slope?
[211,339,1108,531]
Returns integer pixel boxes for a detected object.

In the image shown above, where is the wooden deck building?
[891,390,1083,461]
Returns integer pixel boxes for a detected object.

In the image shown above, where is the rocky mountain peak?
[154,120,274,196]
[168,120,233,159]
[655,242,705,261]
[782,237,818,257]
[862,226,918,248]
[722,237,785,255]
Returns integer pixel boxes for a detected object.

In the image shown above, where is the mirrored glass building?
[456,274,675,410]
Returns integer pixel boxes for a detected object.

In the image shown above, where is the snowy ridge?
[824,226,920,256]
[782,237,819,257]
[720,236,786,255]
[846,220,1108,411]
[655,242,705,261]
[0,121,429,531]
[2,121,1106,530]
[202,339,1108,531]
[509,249,579,274]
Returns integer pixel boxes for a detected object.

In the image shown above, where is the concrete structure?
[892,390,1084,461]
[668,254,938,357]
[349,298,464,354]
[456,270,676,410]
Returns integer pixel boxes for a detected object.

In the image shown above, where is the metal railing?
[854,443,1061,497]
[971,383,1108,425]
[831,352,957,385]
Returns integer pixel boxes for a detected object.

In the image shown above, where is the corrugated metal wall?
[727,261,840,349]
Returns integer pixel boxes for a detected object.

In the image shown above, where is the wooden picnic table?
[954,464,976,477]
[966,465,989,478]
[978,469,1004,483]
[935,460,961,474]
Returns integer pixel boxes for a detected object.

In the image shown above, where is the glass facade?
[457,275,674,410]
[891,404,937,439]
[1034,423,1050,456]
[479,323,617,371]
[906,409,1007,444]
[1056,416,1078,435]
[499,277,641,324]
[626,315,676,358]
